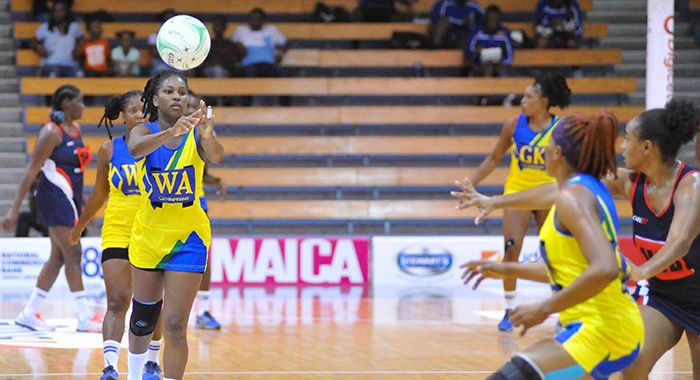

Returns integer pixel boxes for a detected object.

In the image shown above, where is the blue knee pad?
[129,298,162,336]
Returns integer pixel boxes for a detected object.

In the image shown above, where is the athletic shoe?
[15,311,56,331]
[100,365,118,380]
[142,361,162,380]
[498,310,513,332]
[77,313,103,333]
[195,311,221,330]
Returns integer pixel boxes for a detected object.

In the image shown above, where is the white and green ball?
[156,15,211,70]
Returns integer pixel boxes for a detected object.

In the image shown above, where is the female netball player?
[463,71,571,331]
[2,85,102,333]
[461,111,644,380]
[454,99,700,379]
[68,91,163,380]
[124,70,223,380]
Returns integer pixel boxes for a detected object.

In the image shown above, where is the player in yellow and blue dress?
[458,111,644,380]
[124,70,224,380]
[461,72,571,331]
[69,91,163,380]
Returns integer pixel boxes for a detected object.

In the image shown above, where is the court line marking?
[0,370,692,376]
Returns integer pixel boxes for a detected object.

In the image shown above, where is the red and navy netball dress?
[631,161,700,334]
[35,122,92,227]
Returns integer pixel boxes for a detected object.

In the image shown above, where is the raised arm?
[631,172,700,281]
[2,124,60,232]
[69,141,112,245]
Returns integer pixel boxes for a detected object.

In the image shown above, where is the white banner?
[0,238,105,296]
[372,236,541,287]
[646,0,674,109]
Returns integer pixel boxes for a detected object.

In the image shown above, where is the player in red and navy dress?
[2,85,103,333]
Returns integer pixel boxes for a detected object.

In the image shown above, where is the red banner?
[210,237,370,285]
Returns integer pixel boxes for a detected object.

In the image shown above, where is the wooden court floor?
[0,285,693,379]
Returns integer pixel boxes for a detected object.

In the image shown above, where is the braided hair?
[141,70,189,122]
[636,98,700,164]
[49,84,81,124]
[533,71,572,110]
[97,90,143,140]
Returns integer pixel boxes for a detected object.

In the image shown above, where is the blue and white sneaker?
[100,365,118,380]
[498,310,513,332]
[142,361,161,380]
[195,311,221,330]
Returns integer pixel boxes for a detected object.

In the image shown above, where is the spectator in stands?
[32,0,73,21]
[78,17,110,77]
[200,15,246,79]
[535,0,584,49]
[354,0,417,22]
[32,0,84,77]
[147,9,177,76]
[111,30,141,77]
[15,175,48,238]
[464,5,514,77]
[429,0,483,49]
[233,8,290,106]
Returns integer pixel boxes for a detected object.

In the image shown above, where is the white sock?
[103,340,121,370]
[24,287,49,315]
[127,351,148,380]
[147,338,162,364]
[504,291,516,311]
[164,378,179,380]
[71,290,92,321]
[196,291,210,315]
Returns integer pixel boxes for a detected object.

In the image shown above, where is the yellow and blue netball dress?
[503,114,560,194]
[129,122,210,273]
[539,174,644,379]
[101,136,140,258]
[36,122,92,226]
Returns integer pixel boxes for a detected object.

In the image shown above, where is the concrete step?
[638,78,700,93]
[0,38,14,51]
[0,107,21,123]
[0,93,19,107]
[0,66,17,79]
[587,11,646,23]
[0,168,27,183]
[0,137,26,153]
[607,23,691,38]
[0,51,14,66]
[622,50,700,64]
[594,1,647,11]
[0,183,22,199]
[614,63,700,77]
[0,122,24,137]
[600,36,696,50]
[0,153,28,168]
[0,78,18,93]
[0,24,10,39]
[628,92,700,106]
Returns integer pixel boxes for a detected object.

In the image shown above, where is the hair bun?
[49,110,65,124]
[664,98,700,146]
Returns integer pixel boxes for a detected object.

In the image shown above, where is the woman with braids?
[2,85,102,333]
[125,70,223,380]
[461,71,571,331]
[460,111,644,380]
[68,91,163,380]
[454,100,700,379]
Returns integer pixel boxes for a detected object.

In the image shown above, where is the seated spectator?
[233,8,290,106]
[147,9,177,75]
[111,30,140,77]
[354,0,417,23]
[78,17,110,77]
[32,0,83,77]
[200,15,246,79]
[32,0,74,21]
[535,0,584,49]
[429,0,483,48]
[463,5,514,77]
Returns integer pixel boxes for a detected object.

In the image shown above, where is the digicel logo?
[210,238,369,285]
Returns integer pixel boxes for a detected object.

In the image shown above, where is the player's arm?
[632,173,700,280]
[461,260,549,290]
[128,111,200,160]
[2,123,61,232]
[196,101,224,164]
[468,116,517,186]
[69,141,112,245]
[602,167,637,199]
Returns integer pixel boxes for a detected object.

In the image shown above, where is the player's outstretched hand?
[460,260,509,290]
[509,302,549,336]
[172,109,201,137]
[450,178,494,225]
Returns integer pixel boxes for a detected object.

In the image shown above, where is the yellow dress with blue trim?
[539,174,644,376]
[129,122,211,272]
[504,114,560,194]
[101,136,141,251]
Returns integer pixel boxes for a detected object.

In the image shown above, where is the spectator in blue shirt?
[354,0,417,22]
[535,0,584,49]
[32,0,83,77]
[464,5,514,77]
[429,0,484,48]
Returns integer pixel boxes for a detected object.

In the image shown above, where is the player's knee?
[487,355,544,380]
[163,316,188,339]
[129,298,162,336]
[107,291,131,314]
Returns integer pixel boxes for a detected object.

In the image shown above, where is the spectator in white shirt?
[33,0,83,77]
